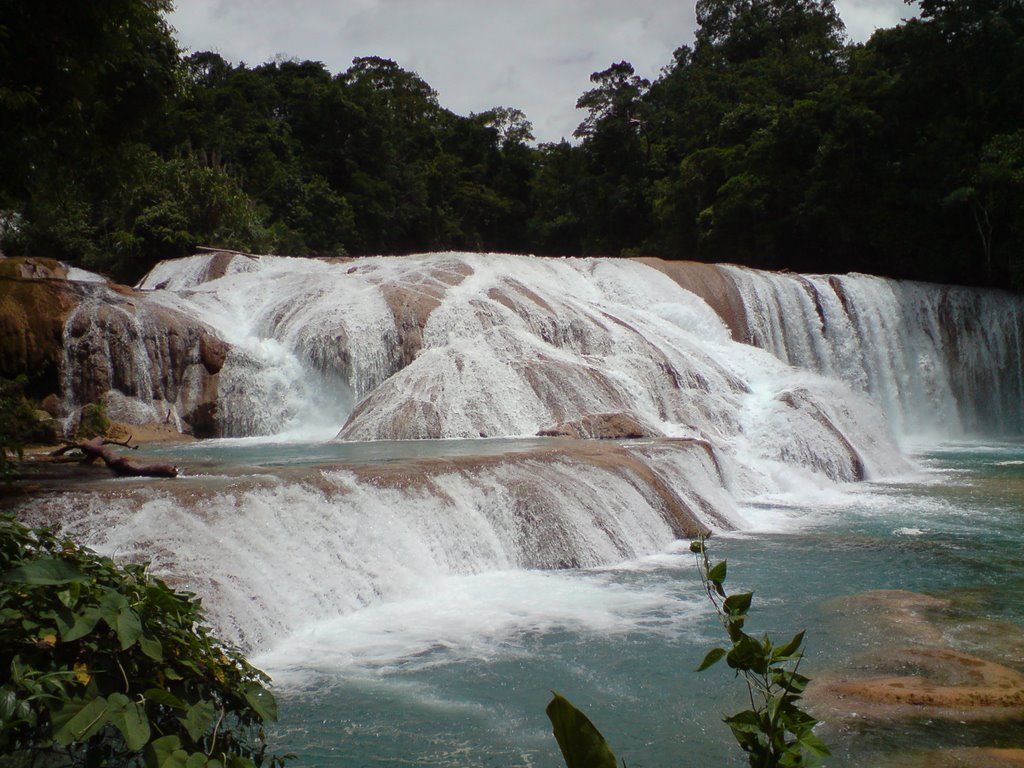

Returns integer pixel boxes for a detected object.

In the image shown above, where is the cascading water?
[23,251,1024,766]
[722,265,1024,437]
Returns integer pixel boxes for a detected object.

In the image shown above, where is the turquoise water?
[144,437,557,470]
[253,442,1024,767]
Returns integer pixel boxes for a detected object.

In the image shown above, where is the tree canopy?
[2,0,1022,289]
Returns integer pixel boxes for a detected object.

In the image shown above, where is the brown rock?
[634,257,749,341]
[537,412,659,439]
[199,335,228,375]
[880,748,1024,768]
[39,394,61,417]
[0,272,80,397]
[61,284,231,437]
[346,438,715,542]
[0,256,68,281]
[813,647,1024,716]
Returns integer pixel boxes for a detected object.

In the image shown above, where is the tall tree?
[0,0,180,265]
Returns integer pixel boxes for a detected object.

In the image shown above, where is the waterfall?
[31,251,1024,652]
[722,266,1024,437]
[59,284,223,435]
[25,438,728,651]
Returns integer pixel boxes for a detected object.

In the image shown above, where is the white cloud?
[169,0,913,144]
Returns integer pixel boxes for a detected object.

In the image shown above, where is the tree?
[644,0,848,266]
[0,377,55,482]
[0,0,180,265]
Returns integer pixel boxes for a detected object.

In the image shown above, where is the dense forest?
[1,0,1022,289]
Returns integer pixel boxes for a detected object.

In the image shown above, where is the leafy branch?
[546,538,829,767]
[690,538,829,767]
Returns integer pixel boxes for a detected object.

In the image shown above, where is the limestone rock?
[63,288,229,437]
[0,266,81,397]
[537,412,659,439]
[1,258,233,437]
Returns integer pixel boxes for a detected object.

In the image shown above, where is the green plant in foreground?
[75,400,111,440]
[0,376,57,482]
[546,691,620,768]
[0,515,289,767]
[690,538,829,767]
[546,538,828,767]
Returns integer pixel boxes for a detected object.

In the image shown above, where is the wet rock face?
[0,259,80,398]
[537,412,659,440]
[63,290,229,437]
[0,257,232,437]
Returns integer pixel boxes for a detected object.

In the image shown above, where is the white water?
[42,255,1022,639]
[32,440,717,651]
[722,266,1024,437]
[48,250,1024,650]
[34,253,1024,765]
[133,254,910,482]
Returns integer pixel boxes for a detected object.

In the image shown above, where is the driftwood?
[50,437,178,478]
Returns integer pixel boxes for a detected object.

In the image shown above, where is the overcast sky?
[169,0,915,144]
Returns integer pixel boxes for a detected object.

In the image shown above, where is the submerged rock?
[814,646,1024,715]
[809,589,1024,723]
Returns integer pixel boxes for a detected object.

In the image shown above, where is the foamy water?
[29,253,1024,764]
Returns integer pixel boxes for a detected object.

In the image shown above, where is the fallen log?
[50,437,178,478]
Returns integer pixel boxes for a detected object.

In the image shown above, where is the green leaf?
[144,688,188,710]
[723,591,753,616]
[545,692,618,768]
[688,540,705,553]
[707,560,727,584]
[99,589,130,628]
[773,669,810,694]
[242,682,278,721]
[798,729,832,757]
[58,607,101,642]
[695,647,727,672]
[140,633,164,661]
[180,700,216,742]
[723,709,762,735]
[185,753,209,768]
[767,695,782,725]
[4,558,85,585]
[146,735,190,768]
[52,696,110,745]
[0,688,18,720]
[116,605,143,650]
[772,630,805,661]
[108,692,151,751]
[727,634,767,672]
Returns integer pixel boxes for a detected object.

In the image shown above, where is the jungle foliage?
[0,516,288,767]
[0,377,55,481]
[2,0,1022,289]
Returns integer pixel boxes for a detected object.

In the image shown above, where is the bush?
[0,376,56,480]
[0,516,289,767]
[74,401,110,441]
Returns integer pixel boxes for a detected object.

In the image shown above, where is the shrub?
[0,376,56,481]
[0,516,289,767]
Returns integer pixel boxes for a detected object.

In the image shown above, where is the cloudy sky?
[169,0,915,144]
